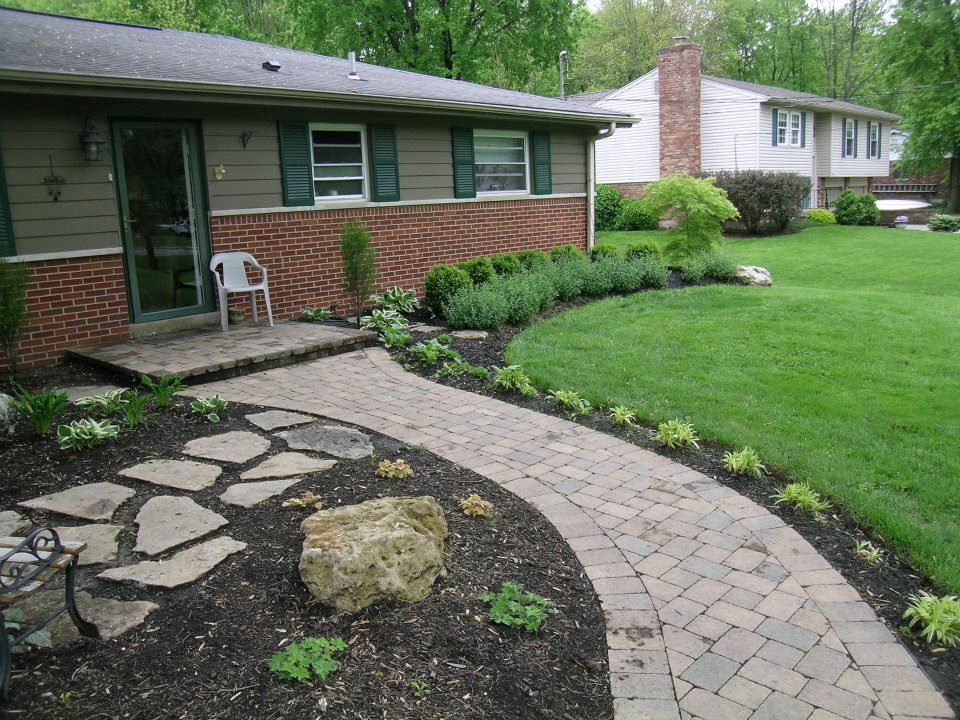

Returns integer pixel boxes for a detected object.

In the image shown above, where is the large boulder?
[736,265,773,286]
[299,496,447,613]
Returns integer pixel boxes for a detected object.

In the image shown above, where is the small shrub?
[57,418,119,450]
[120,390,150,430]
[370,287,420,313]
[424,264,472,313]
[545,258,588,301]
[516,250,551,272]
[268,636,347,683]
[633,257,669,289]
[0,258,32,376]
[854,540,882,565]
[524,270,559,312]
[614,198,659,231]
[581,257,618,296]
[75,389,126,415]
[361,308,408,334]
[301,307,333,322]
[460,494,494,517]
[191,395,227,423]
[700,251,738,282]
[595,184,621,231]
[834,190,879,227]
[609,405,636,426]
[340,220,377,328]
[903,593,960,647]
[456,257,496,285]
[12,387,69,435]
[856,193,880,226]
[376,458,414,479]
[710,170,810,234]
[625,239,663,261]
[409,680,431,698]
[772,482,831,516]
[722,447,766,478]
[408,338,459,365]
[443,284,510,329]
[807,209,836,224]
[655,419,700,449]
[481,581,554,632]
[929,214,960,232]
[644,174,739,260]
[590,243,620,261]
[490,253,522,276]
[141,374,185,407]
[605,259,642,294]
[680,255,707,283]
[549,389,592,417]
[496,274,544,325]
[550,244,584,264]
[492,365,536,396]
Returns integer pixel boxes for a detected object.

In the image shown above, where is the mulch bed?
[1,366,611,720]
[390,315,960,711]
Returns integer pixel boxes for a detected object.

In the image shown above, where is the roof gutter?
[587,122,618,250]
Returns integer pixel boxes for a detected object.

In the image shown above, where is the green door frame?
[111,119,215,323]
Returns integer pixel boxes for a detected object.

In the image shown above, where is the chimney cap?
[672,35,691,44]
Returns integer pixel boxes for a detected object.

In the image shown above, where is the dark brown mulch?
[0,370,611,720]
[391,319,960,711]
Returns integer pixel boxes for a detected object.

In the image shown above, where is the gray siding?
[551,131,589,193]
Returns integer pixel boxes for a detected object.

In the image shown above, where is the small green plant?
[57,418,120,450]
[722,447,766,478]
[549,389,592,417]
[409,338,459,365]
[381,328,413,349]
[0,258,32,376]
[609,405,636,427]
[282,490,323,510]
[340,220,378,328]
[191,395,227,423]
[655,419,700,449]
[119,390,150,429]
[481,581,554,632]
[60,691,74,706]
[436,358,488,379]
[268,636,348,683]
[141,374,185,407]
[772,482,831,517]
[516,249,552,272]
[361,308,409,334]
[376,458,414,479]
[424,264,472,312]
[409,680,431,698]
[491,365,536,397]
[903,593,960,647]
[456,256,496,285]
[12,386,69,435]
[75,388,126,414]
[460,494,494,517]
[301,306,333,322]
[370,287,420,313]
[855,539,882,564]
[807,209,836,224]
[614,198,660,231]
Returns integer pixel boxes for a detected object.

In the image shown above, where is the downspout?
[587,122,617,250]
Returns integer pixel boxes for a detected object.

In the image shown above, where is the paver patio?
[193,347,955,720]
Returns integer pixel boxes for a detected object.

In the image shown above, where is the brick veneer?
[607,182,648,199]
[209,197,587,321]
[3,254,130,373]
[658,39,702,177]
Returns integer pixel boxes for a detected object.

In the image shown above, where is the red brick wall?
[658,40,702,177]
[608,182,648,200]
[2,255,130,373]
[209,197,587,320]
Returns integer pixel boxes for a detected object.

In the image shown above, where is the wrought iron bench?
[0,528,99,700]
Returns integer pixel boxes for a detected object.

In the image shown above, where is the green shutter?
[530,131,552,195]
[853,119,859,158]
[800,112,806,149]
[278,122,313,207]
[771,108,779,146]
[0,146,14,257]
[451,127,476,199]
[867,122,872,157]
[841,117,847,157]
[369,125,400,202]
[877,123,882,157]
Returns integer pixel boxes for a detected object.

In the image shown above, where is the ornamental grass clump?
[903,593,960,647]
[655,419,700,449]
[481,581,554,632]
[722,447,766,478]
[772,482,831,517]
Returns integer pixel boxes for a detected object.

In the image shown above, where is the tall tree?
[887,0,960,212]
[810,0,887,99]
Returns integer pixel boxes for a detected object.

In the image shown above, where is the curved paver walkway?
[194,348,954,720]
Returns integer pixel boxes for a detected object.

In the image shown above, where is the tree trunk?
[947,154,960,214]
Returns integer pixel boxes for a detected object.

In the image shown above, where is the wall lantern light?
[80,117,107,161]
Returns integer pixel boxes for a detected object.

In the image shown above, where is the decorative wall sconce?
[80,117,107,161]
[241,130,257,148]
[41,156,66,201]
[214,163,227,180]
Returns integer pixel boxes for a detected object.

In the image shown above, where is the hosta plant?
[191,395,227,423]
[436,358,489,380]
[549,389,592,417]
[141,374,185,407]
[460,494,493,517]
[361,308,408,334]
[301,306,333,322]
[408,339,459,365]
[268,636,347,683]
[903,593,960,647]
[723,447,766,478]
[772,482,831,517]
[371,287,420,314]
[12,386,69,435]
[57,418,120,450]
[609,405,636,427]
[75,389,126,414]
[655,419,700,449]
[491,365,536,397]
[376,459,414,479]
[855,540,882,565]
[381,328,413,349]
[481,581,554,632]
[120,390,150,429]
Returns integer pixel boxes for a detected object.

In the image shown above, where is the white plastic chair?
[209,252,274,332]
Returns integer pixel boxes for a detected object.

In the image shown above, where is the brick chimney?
[658,36,702,177]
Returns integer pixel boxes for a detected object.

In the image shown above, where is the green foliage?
[377,458,415,479]
[361,308,409,334]
[580,257,618,296]
[381,328,413,349]
[12,386,69,435]
[497,274,548,325]
[424,264,472,313]
[655,419,700,449]
[903,593,960,647]
[120,391,150,430]
[807,209,837,224]
[545,258,588,301]
[57,418,120,450]
[609,405,636,426]
[301,306,333,322]
[481,581,554,632]
[929,214,960,233]
[490,253,522,276]
[443,283,511,329]
[409,680,431,698]
[268,636,348,683]
[710,170,811,234]
[643,174,740,260]
[680,255,706,283]
[492,365,537,396]
[408,338,459,365]
[436,358,489,380]
[595,184,622,232]
[549,388,592,417]
[0,258,31,376]
[75,389,126,414]
[772,482,831,516]
[855,540,882,564]
[631,257,669,289]
[550,244,585,263]
[614,198,660,231]
[590,243,620,261]
[700,251,739,282]
[456,257,497,285]
[834,190,880,226]
[722,447,766,478]
[191,395,227,423]
[625,239,663,261]
[141,374,185,407]
[340,220,377,327]
[370,287,420,314]
[516,250,552,272]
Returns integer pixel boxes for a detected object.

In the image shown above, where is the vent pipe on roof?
[262,59,281,72]
[347,51,360,80]
[559,50,568,100]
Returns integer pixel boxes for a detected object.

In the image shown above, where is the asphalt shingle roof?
[0,8,628,123]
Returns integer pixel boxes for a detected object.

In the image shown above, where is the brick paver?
[192,348,954,720]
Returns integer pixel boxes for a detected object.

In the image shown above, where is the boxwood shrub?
[457,256,496,284]
[929,214,960,232]
[807,209,836,224]
[590,243,620,261]
[516,250,551,272]
[625,239,663,261]
[490,253,523,276]
[834,190,880,226]
[424,264,472,312]
[551,244,585,263]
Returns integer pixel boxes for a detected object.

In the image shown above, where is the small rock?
[133,496,228,556]
[99,535,246,588]
[409,323,444,334]
[0,510,28,535]
[120,459,222,491]
[736,265,773,286]
[18,482,136,522]
[245,410,315,431]
[240,452,337,480]
[53,524,122,565]
[220,479,301,508]
[13,590,158,648]
[0,393,16,435]
[452,330,488,340]
[277,424,374,460]
[183,431,271,464]
[57,385,124,402]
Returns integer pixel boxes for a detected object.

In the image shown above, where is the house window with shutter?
[869,123,880,158]
[789,112,802,146]
[310,124,367,199]
[844,119,856,158]
[777,113,789,145]
[473,130,528,193]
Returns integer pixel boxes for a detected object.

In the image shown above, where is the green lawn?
[509,225,960,591]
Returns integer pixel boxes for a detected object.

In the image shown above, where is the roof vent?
[262,60,281,72]
[347,50,361,80]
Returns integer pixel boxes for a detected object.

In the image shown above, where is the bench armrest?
[0,528,64,595]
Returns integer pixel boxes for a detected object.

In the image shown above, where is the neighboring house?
[572,37,899,208]
[0,8,628,371]
[870,128,948,200]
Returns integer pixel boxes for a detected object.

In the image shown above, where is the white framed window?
[789,112,801,146]
[844,120,855,157]
[310,123,366,199]
[777,113,789,145]
[474,129,528,193]
[869,123,880,158]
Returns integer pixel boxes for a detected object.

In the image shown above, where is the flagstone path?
[191,347,955,720]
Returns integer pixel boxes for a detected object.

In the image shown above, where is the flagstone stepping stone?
[0,510,28,536]
[53,524,122,565]
[183,431,270,464]
[58,384,124,402]
[246,410,314,431]
[18,482,136,521]
[219,479,301,508]
[134,496,228,556]
[99,535,247,588]
[277,424,374,460]
[120,459,222,491]
[14,590,159,647]
[240,452,337,480]
[452,330,488,340]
